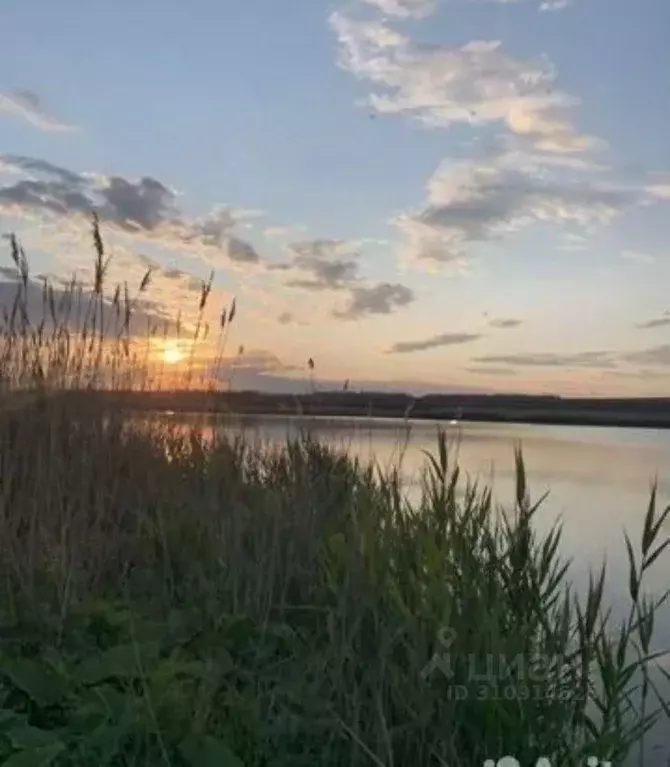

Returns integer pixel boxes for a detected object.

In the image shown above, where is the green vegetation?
[1,222,670,766]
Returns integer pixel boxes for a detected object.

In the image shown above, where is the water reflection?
[153,412,670,589]
[147,412,670,763]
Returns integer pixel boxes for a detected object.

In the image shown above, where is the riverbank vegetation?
[1,223,669,766]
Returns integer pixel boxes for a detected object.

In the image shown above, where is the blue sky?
[1,0,669,395]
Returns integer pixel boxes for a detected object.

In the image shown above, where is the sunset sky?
[1,0,669,396]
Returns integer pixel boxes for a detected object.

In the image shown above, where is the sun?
[163,345,184,365]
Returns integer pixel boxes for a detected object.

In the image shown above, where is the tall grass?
[0,216,238,395]
[0,221,669,766]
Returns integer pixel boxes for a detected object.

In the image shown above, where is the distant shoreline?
[56,389,670,431]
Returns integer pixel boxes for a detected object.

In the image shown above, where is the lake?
[161,413,670,762]
[168,414,669,576]
[159,411,670,589]
[161,410,670,611]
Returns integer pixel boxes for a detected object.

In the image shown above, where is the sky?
[1,0,669,396]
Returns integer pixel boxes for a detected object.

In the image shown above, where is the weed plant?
[0,219,668,766]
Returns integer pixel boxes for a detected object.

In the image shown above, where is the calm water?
[199,414,670,584]
[158,412,670,592]
[162,413,670,761]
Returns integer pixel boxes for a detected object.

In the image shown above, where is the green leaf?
[76,641,161,684]
[69,684,128,734]
[148,657,209,689]
[167,610,198,646]
[1,743,65,767]
[207,648,234,677]
[77,721,129,764]
[131,618,166,645]
[68,703,108,734]
[179,735,245,767]
[7,725,61,750]
[80,684,129,716]
[0,658,67,706]
[0,710,23,731]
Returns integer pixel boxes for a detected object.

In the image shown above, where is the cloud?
[163,268,188,281]
[279,238,416,319]
[394,216,467,266]
[539,0,570,9]
[472,350,616,368]
[395,150,649,266]
[637,312,670,330]
[623,345,670,367]
[290,239,353,262]
[0,275,176,340]
[557,231,589,252]
[473,0,572,8]
[0,90,75,132]
[330,13,598,154]
[0,155,262,266]
[227,349,299,375]
[208,364,488,396]
[492,0,572,8]
[336,282,415,319]
[224,237,261,264]
[286,239,360,290]
[0,155,84,186]
[193,207,250,245]
[2,221,229,337]
[361,0,437,17]
[603,368,668,380]
[489,317,523,329]
[264,225,306,239]
[153,266,203,296]
[0,181,87,219]
[98,176,176,231]
[206,349,306,392]
[648,184,670,200]
[388,331,481,353]
[621,250,656,265]
[466,365,518,376]
[359,0,574,20]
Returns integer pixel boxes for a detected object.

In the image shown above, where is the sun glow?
[163,345,184,365]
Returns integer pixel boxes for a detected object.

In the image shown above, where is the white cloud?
[394,214,467,266]
[330,12,599,154]
[264,225,306,239]
[558,231,589,251]
[394,150,642,266]
[490,0,572,8]
[360,0,575,16]
[539,0,570,9]
[0,155,264,268]
[361,0,437,17]
[0,90,75,132]
[621,249,656,265]
[647,184,670,200]
[331,8,667,272]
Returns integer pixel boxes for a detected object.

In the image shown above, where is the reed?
[0,220,668,766]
